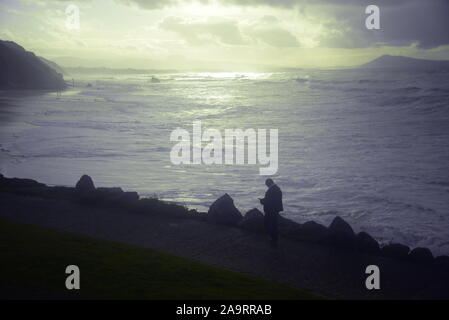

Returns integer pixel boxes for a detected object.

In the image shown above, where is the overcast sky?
[1,0,449,70]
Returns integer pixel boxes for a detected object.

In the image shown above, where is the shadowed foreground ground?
[0,219,316,300]
[1,192,448,299]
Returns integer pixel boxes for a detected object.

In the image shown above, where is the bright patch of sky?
[1,0,448,70]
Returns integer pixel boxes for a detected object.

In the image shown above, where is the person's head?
[265,178,274,188]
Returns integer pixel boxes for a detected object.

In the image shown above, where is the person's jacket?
[260,184,283,213]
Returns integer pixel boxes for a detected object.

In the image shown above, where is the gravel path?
[1,192,448,299]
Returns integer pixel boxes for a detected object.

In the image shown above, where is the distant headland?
[0,40,66,90]
[360,54,449,70]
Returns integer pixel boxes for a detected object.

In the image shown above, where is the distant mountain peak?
[360,55,449,70]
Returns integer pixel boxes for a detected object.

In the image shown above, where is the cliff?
[0,40,66,90]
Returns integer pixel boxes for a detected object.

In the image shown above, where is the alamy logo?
[65,265,80,290]
[365,5,380,30]
[365,265,380,290]
[170,121,279,175]
[65,4,80,30]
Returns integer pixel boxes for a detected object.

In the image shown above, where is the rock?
[75,175,95,192]
[46,186,76,200]
[278,217,302,235]
[434,255,449,269]
[327,216,356,248]
[381,243,410,260]
[207,194,243,226]
[356,231,380,254]
[329,216,354,235]
[111,191,139,207]
[187,209,206,221]
[409,247,434,263]
[132,197,190,218]
[87,187,126,205]
[95,187,124,200]
[287,221,328,243]
[238,208,264,232]
[0,176,46,189]
[245,208,264,220]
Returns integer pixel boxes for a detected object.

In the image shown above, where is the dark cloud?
[380,0,449,49]
[117,0,449,49]
[243,0,449,49]
[317,0,449,49]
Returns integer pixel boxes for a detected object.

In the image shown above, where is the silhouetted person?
[259,178,283,245]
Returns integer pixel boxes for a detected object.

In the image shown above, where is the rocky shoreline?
[1,173,448,271]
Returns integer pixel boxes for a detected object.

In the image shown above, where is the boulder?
[356,231,380,254]
[287,220,328,243]
[46,186,76,200]
[75,175,95,192]
[434,255,449,270]
[110,191,139,207]
[187,209,206,221]
[278,217,302,235]
[238,208,265,232]
[95,187,124,200]
[409,247,434,263]
[207,194,243,226]
[0,176,46,189]
[329,216,354,235]
[131,197,189,217]
[381,243,410,260]
[327,216,356,248]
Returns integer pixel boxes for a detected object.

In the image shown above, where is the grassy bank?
[0,219,319,299]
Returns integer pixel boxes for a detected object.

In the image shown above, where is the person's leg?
[265,211,274,241]
[271,212,279,243]
[264,212,270,234]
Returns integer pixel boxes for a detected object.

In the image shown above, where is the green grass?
[0,219,319,300]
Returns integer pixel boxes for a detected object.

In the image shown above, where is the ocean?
[1,69,449,254]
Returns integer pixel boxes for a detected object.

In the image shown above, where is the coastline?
[2,71,449,256]
[1,174,448,299]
